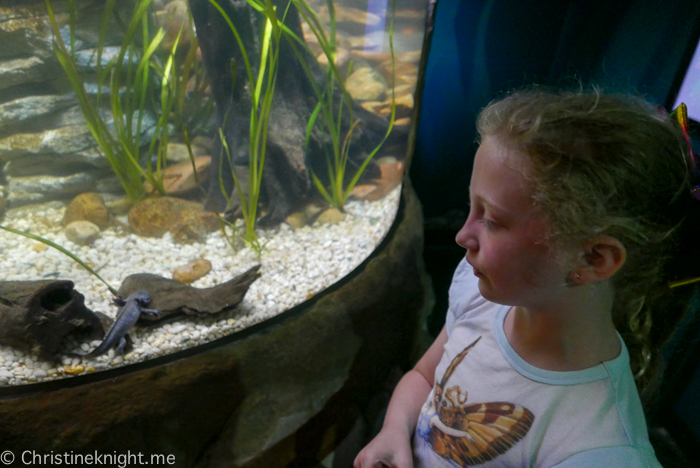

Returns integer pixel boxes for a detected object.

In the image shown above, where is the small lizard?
[74,290,159,358]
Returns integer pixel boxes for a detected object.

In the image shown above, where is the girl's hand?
[353,426,413,468]
[355,326,448,468]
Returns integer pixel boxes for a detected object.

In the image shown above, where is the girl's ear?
[571,236,626,284]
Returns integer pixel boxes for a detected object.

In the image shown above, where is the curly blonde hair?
[477,88,699,398]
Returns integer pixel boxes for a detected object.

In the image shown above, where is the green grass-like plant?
[170,9,216,138]
[183,125,250,255]
[208,0,397,217]
[285,0,397,211]
[46,0,190,203]
[208,0,287,256]
[46,0,147,203]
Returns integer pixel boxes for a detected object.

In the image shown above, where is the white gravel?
[0,185,401,386]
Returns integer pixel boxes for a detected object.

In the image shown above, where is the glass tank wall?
[0,0,429,386]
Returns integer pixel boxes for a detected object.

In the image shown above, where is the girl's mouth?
[467,260,484,278]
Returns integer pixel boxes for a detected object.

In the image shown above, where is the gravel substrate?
[0,185,401,386]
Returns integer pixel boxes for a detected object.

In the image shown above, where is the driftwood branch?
[189,0,393,224]
[117,265,261,321]
[0,280,104,360]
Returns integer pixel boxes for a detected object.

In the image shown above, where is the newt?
[75,290,159,358]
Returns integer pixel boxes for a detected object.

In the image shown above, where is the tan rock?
[31,243,47,252]
[318,5,381,27]
[285,204,324,229]
[63,365,84,375]
[191,136,213,152]
[350,49,391,63]
[380,61,418,81]
[376,156,398,165]
[62,192,111,230]
[105,197,133,216]
[316,47,352,76]
[64,220,101,245]
[377,92,415,119]
[375,162,404,199]
[346,67,387,102]
[396,74,418,87]
[304,203,323,219]
[350,161,404,201]
[317,208,346,225]
[154,0,191,50]
[172,258,212,284]
[349,184,377,199]
[285,211,307,230]
[360,100,383,114]
[143,155,211,195]
[165,142,207,164]
[128,196,206,237]
[170,211,220,244]
[349,47,424,66]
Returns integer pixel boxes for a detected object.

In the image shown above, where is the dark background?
[408,1,700,466]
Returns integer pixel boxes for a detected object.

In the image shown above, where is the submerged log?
[0,280,104,360]
[189,0,399,224]
[117,264,261,321]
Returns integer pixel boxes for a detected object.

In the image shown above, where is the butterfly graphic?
[426,336,535,466]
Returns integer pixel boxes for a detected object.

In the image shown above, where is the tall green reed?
[160,7,215,139]
[208,0,286,257]
[284,0,397,211]
[46,0,183,203]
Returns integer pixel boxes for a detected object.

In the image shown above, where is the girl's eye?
[484,219,498,229]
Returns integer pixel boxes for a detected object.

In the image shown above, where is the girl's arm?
[354,325,448,468]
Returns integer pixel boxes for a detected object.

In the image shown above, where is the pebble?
[64,220,101,245]
[0,185,401,386]
[64,365,84,375]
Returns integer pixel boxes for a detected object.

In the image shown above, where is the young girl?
[354,89,699,467]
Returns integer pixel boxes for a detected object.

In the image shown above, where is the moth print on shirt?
[426,336,535,466]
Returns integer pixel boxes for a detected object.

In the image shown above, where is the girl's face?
[456,136,568,308]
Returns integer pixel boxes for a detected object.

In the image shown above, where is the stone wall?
[0,0,142,209]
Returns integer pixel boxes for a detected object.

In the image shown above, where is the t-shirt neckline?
[493,305,629,385]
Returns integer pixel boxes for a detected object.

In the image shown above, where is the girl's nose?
[456,217,478,251]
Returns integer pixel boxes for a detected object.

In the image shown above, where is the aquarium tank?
[0,0,429,386]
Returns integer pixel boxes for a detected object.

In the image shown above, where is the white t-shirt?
[412,258,662,468]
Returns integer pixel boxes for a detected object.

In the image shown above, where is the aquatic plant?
[45,0,183,203]
[182,126,251,257]
[208,0,286,257]
[290,0,397,211]
[0,224,119,296]
[171,10,216,138]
